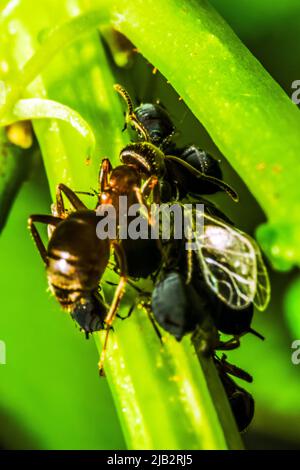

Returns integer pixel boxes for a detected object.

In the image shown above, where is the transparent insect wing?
[194,213,257,310]
[243,233,271,311]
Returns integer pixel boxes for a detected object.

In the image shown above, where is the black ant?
[28,158,162,374]
[114,84,238,203]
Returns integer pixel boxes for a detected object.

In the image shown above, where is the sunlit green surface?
[0,0,300,450]
[0,0,244,450]
[0,170,125,449]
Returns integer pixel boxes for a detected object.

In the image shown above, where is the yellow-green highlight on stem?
[1,98,96,159]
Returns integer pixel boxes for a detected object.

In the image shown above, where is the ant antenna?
[114,84,151,142]
[248,328,265,341]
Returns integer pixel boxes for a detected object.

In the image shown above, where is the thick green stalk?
[95,0,300,271]
[0,1,243,449]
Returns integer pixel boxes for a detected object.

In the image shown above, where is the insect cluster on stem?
[28,84,270,431]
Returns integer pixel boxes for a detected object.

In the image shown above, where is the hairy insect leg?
[54,183,87,217]
[141,176,160,204]
[185,223,194,285]
[132,183,158,233]
[98,242,127,376]
[144,306,163,344]
[216,336,241,351]
[99,158,112,194]
[114,83,150,141]
[166,155,239,202]
[28,214,62,264]
[217,354,253,383]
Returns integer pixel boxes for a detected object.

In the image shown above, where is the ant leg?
[55,183,87,217]
[133,186,154,226]
[99,158,112,194]
[185,222,194,285]
[166,155,239,202]
[28,214,62,264]
[117,303,135,320]
[218,354,253,383]
[118,294,162,343]
[141,176,160,204]
[145,307,163,344]
[216,336,241,351]
[98,242,127,375]
[114,84,151,141]
[75,190,97,197]
[134,182,161,232]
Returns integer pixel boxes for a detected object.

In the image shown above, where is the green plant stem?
[1,98,95,157]
[0,127,34,231]
[0,1,243,449]
[0,9,109,118]
[93,0,300,270]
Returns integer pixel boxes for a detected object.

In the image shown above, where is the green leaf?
[103,0,300,269]
[0,1,244,450]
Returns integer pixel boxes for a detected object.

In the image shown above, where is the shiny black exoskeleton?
[150,199,263,346]
[177,145,224,196]
[151,271,207,341]
[190,258,260,340]
[215,356,255,432]
[115,84,238,203]
[151,264,257,349]
[135,102,175,148]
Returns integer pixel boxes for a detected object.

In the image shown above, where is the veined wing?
[243,232,271,311]
[192,211,258,310]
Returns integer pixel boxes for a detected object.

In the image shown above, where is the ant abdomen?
[180,145,223,195]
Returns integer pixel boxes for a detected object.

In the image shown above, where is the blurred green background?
[1,0,300,449]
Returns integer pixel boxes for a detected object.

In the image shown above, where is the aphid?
[28,184,131,374]
[151,268,261,350]
[151,270,209,341]
[170,199,271,312]
[115,84,238,203]
[214,355,255,432]
[150,200,269,346]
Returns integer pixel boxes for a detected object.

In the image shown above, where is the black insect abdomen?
[135,103,174,146]
[151,271,206,340]
[180,145,223,195]
[118,237,162,279]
